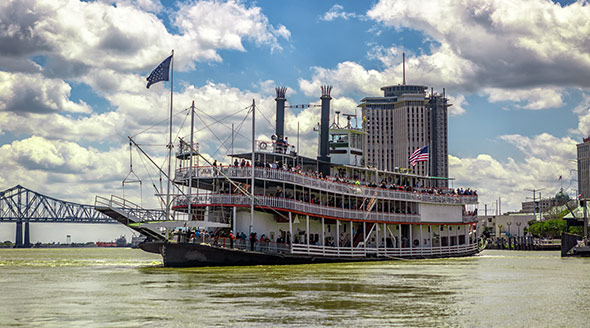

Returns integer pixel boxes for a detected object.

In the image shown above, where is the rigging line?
[191,110,229,158]
[175,108,191,142]
[211,109,251,157]
[211,127,236,158]
[257,107,276,133]
[189,105,249,137]
[135,146,166,208]
[130,105,192,139]
[194,105,254,142]
[153,108,190,176]
[211,107,249,158]
[194,105,251,127]
[179,139,291,222]
[128,137,186,197]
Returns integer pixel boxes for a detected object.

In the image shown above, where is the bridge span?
[0,185,118,247]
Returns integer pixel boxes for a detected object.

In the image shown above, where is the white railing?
[290,243,479,258]
[175,166,478,205]
[175,194,421,223]
[462,214,478,223]
[95,195,166,222]
[172,236,478,259]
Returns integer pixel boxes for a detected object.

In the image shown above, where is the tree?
[527,219,567,238]
[568,226,583,236]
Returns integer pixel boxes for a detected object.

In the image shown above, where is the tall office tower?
[359,85,450,187]
[578,137,590,199]
[428,89,449,188]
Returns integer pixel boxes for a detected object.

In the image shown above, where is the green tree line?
[526,219,582,238]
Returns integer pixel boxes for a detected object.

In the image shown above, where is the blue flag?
[146,55,172,89]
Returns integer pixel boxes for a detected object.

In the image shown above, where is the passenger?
[229,230,235,248]
[249,232,257,251]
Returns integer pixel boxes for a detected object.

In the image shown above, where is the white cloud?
[174,0,290,58]
[499,133,577,161]
[0,0,292,149]
[297,0,590,114]
[447,94,466,116]
[367,0,590,91]
[450,132,578,213]
[299,61,388,98]
[570,92,590,137]
[0,136,128,202]
[322,4,363,21]
[0,111,124,142]
[483,87,564,110]
[0,72,91,114]
[0,0,290,76]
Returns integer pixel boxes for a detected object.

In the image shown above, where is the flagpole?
[250,99,255,235]
[166,49,174,220]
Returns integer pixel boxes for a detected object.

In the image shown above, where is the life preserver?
[259,141,267,150]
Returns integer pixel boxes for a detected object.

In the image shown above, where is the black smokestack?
[275,87,287,141]
[318,85,332,175]
[274,87,287,153]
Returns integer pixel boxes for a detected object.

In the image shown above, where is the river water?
[0,248,588,327]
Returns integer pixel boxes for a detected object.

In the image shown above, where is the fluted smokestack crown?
[274,87,287,145]
[318,85,332,175]
[276,87,287,99]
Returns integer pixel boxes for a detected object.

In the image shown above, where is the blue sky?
[1,0,590,242]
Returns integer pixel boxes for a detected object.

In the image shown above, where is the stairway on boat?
[94,195,166,241]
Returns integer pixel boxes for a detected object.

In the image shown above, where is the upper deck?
[174,166,477,206]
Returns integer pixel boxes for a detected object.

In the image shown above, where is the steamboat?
[96,86,481,267]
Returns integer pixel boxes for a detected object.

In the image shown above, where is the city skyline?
[1,0,590,241]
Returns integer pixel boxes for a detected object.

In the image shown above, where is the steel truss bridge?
[0,185,117,247]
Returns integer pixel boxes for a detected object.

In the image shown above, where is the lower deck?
[168,206,479,261]
[166,235,480,260]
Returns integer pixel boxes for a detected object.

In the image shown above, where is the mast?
[403,52,406,85]
[250,99,255,234]
[188,100,195,221]
[166,49,174,220]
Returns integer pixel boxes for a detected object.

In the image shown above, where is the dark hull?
[140,241,481,267]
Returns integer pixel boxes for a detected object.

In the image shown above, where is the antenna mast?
[403,52,406,85]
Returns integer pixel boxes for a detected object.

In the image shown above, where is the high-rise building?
[359,85,450,187]
[577,137,590,199]
[428,90,449,185]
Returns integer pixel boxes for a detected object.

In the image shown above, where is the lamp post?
[516,221,521,237]
[507,221,512,236]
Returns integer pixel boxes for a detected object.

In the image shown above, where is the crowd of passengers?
[174,227,364,249]
[175,227,415,250]
[210,158,477,198]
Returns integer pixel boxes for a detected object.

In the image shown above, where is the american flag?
[409,145,429,166]
[146,55,172,89]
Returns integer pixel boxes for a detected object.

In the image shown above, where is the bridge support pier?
[24,219,31,246]
[14,219,31,248]
[15,220,23,248]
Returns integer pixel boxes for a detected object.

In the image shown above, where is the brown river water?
[0,248,588,327]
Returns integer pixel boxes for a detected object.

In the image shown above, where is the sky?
[1,0,590,242]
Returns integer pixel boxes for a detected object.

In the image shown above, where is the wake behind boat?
[95,82,482,267]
